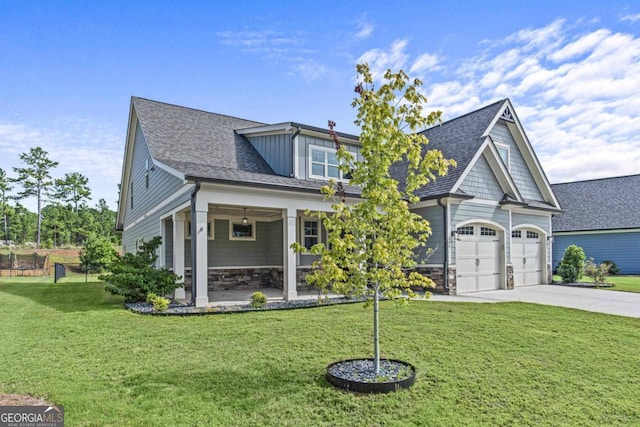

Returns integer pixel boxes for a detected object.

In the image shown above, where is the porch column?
[283,207,297,300]
[193,207,209,307]
[172,212,186,300]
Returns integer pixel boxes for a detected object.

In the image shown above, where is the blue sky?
[1,1,639,211]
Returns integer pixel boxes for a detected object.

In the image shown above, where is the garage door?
[456,224,502,293]
[512,229,543,286]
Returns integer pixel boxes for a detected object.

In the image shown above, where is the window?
[229,221,256,241]
[309,146,349,180]
[526,231,539,239]
[186,217,214,240]
[512,230,522,238]
[457,226,474,235]
[129,181,134,209]
[303,220,319,249]
[145,159,150,189]
[495,143,510,170]
[480,226,497,236]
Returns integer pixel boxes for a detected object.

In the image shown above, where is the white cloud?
[358,39,409,81]
[409,53,439,74]
[291,58,328,82]
[352,20,374,40]
[621,13,640,22]
[420,18,640,183]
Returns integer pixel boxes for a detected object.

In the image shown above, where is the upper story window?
[309,146,350,180]
[495,143,510,170]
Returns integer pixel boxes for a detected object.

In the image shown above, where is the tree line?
[0,146,120,248]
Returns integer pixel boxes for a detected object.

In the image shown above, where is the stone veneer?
[413,266,457,295]
[506,264,514,290]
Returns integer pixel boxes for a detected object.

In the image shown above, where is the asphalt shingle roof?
[551,174,640,231]
[390,99,506,199]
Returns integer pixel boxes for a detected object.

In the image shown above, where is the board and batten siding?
[459,154,504,201]
[552,231,640,274]
[185,219,283,267]
[512,212,552,263]
[296,135,361,179]
[246,134,292,177]
[490,122,543,201]
[449,202,509,265]
[412,205,446,265]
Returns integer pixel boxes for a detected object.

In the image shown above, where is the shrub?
[584,258,610,287]
[602,260,620,275]
[100,236,182,303]
[149,294,170,312]
[557,245,586,283]
[146,293,158,304]
[250,291,268,308]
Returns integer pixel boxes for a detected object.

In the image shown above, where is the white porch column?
[172,212,186,300]
[194,206,209,307]
[283,207,297,300]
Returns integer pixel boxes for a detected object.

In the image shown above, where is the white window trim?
[229,220,256,241]
[186,215,215,240]
[302,218,320,250]
[308,145,350,181]
[494,142,510,170]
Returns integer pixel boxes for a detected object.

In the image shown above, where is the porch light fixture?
[242,208,248,225]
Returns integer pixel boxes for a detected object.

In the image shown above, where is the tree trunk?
[373,285,380,374]
[36,188,42,248]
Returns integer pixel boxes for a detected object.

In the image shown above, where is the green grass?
[553,275,640,293]
[1,280,639,426]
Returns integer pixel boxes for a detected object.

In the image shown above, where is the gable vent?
[501,107,515,122]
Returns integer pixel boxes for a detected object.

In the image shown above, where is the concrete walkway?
[430,285,640,318]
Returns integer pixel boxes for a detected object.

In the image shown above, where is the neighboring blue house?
[551,175,640,274]
[116,97,561,306]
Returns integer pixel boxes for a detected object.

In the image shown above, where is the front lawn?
[1,280,639,426]
[553,275,640,293]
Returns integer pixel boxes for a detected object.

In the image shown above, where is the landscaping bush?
[584,258,610,287]
[100,236,182,303]
[149,294,170,312]
[557,245,586,283]
[602,260,620,275]
[250,291,268,308]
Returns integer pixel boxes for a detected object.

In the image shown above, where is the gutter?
[437,197,449,292]
[189,180,201,305]
[290,126,301,177]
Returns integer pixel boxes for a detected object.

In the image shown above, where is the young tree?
[12,147,59,248]
[79,234,118,273]
[293,64,455,374]
[52,172,91,245]
[0,168,12,246]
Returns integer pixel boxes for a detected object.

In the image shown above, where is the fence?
[0,253,49,276]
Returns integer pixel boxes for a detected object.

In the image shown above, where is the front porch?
[161,184,335,307]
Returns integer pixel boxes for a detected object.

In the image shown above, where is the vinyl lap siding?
[552,231,640,274]
[412,206,445,264]
[490,122,543,201]
[459,154,504,201]
[185,219,284,267]
[246,134,292,176]
[122,120,187,254]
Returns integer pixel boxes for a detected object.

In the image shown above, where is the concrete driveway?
[431,285,640,318]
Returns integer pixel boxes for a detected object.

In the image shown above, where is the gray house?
[116,97,561,306]
[551,175,640,274]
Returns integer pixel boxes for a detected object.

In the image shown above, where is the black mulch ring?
[327,358,416,393]
[126,295,373,316]
[550,282,615,288]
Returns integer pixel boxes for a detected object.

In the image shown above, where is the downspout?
[190,180,201,305]
[290,126,301,177]
[437,197,449,292]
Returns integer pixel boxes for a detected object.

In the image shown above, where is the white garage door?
[456,225,502,293]
[512,229,543,286]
